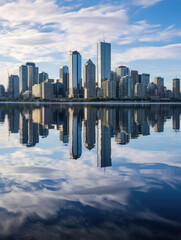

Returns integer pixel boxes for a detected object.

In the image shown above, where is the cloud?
[133,0,163,8]
[113,43,181,64]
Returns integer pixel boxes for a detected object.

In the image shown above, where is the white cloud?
[133,0,163,8]
[113,43,181,64]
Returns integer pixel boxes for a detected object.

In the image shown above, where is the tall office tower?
[26,62,39,91]
[154,77,164,87]
[0,85,5,98]
[111,71,116,82]
[115,66,130,79]
[119,76,133,98]
[139,73,150,86]
[8,75,19,98]
[97,119,112,168]
[130,70,139,86]
[83,107,96,150]
[39,72,48,84]
[69,51,82,98]
[147,82,157,97]
[19,65,28,94]
[83,59,96,99]
[135,82,144,98]
[69,107,82,159]
[59,65,69,97]
[172,78,180,99]
[97,41,111,88]
[102,79,116,98]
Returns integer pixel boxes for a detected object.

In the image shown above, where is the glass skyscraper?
[97,42,111,88]
[69,51,82,98]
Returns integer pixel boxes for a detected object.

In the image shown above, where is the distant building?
[139,73,150,86]
[41,79,54,100]
[26,62,39,91]
[59,66,69,97]
[19,65,28,94]
[83,59,96,99]
[115,66,130,79]
[8,75,19,98]
[135,82,145,98]
[102,79,116,98]
[97,42,111,88]
[0,85,5,98]
[172,78,180,99]
[154,77,164,87]
[110,71,116,82]
[69,51,82,98]
[130,70,139,87]
[119,76,133,98]
[39,72,48,84]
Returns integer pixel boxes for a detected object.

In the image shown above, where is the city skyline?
[0,0,181,89]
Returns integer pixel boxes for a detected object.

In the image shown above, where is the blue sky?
[0,0,181,89]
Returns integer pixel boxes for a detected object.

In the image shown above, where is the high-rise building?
[0,85,5,98]
[139,73,150,86]
[83,59,96,99]
[172,78,180,99]
[69,51,82,98]
[8,75,19,98]
[26,62,39,91]
[135,82,144,98]
[119,76,133,98]
[19,65,28,94]
[154,77,164,87]
[59,66,69,97]
[130,70,139,87]
[39,72,48,84]
[115,66,130,79]
[97,42,111,88]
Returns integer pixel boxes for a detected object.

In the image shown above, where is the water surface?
[0,104,180,240]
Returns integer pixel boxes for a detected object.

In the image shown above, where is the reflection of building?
[83,107,96,150]
[69,108,82,159]
[8,109,20,133]
[20,114,28,144]
[115,131,129,145]
[97,42,111,88]
[97,120,112,168]
[173,107,180,131]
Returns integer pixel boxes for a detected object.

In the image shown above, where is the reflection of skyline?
[1,104,181,166]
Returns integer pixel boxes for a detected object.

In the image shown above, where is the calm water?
[0,103,180,240]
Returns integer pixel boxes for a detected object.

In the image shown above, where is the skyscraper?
[115,66,130,79]
[26,62,39,91]
[154,77,164,87]
[97,42,111,88]
[83,59,96,99]
[39,72,49,84]
[69,51,82,98]
[172,78,180,99]
[8,75,19,98]
[19,65,28,94]
[59,65,69,97]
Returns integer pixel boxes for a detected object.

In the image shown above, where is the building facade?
[69,51,82,98]
[97,42,111,88]
[83,59,96,99]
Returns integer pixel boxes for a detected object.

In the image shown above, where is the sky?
[0,0,181,89]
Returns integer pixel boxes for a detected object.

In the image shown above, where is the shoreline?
[0,101,181,105]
